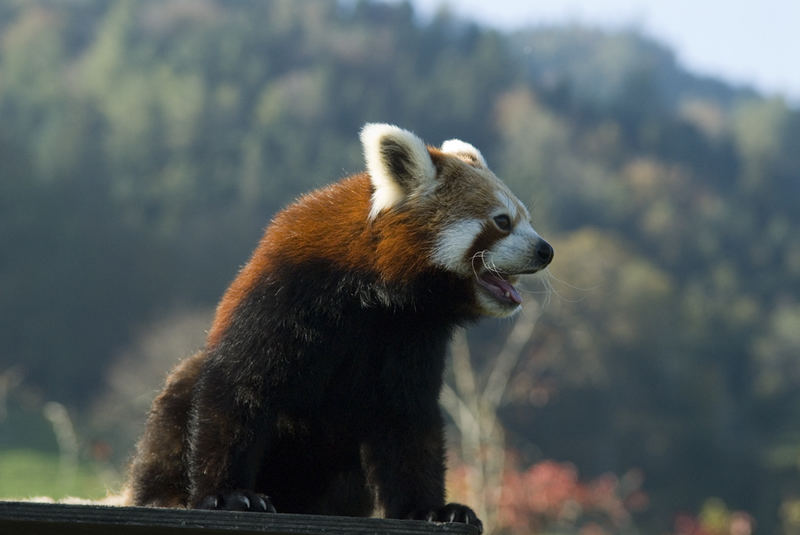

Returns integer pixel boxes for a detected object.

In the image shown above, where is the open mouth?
[476,271,523,306]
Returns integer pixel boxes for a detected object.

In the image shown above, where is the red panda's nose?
[535,240,554,266]
[515,240,553,274]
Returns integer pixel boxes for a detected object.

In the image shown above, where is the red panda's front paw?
[196,490,276,513]
[409,503,483,533]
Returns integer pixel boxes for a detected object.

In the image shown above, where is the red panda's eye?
[493,214,512,232]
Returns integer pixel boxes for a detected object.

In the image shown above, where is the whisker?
[487,258,502,277]
[518,268,589,304]
[544,268,597,292]
[479,253,491,273]
[516,273,553,307]
[485,256,502,278]
[471,250,502,279]
[470,251,486,280]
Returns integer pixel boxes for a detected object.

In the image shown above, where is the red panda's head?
[361,123,553,318]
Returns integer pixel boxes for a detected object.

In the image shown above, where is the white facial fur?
[431,219,484,274]
[360,123,549,318]
[488,220,543,272]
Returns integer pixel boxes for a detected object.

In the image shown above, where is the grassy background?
[0,449,117,501]
[0,403,120,501]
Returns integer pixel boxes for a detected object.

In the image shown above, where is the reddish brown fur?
[207,173,437,348]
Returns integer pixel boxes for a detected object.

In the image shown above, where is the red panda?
[124,124,553,532]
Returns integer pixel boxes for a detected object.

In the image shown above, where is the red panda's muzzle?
[476,272,523,305]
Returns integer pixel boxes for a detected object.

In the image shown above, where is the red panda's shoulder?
[206,172,434,348]
[267,172,434,279]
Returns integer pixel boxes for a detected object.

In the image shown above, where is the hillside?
[1,1,798,532]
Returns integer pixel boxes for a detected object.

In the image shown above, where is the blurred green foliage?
[0,0,798,532]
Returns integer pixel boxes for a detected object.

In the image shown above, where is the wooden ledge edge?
[0,500,481,535]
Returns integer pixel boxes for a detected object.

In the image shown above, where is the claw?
[195,490,275,513]
[409,503,482,533]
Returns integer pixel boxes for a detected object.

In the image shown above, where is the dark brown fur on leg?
[184,361,269,508]
[127,351,206,507]
[363,410,446,518]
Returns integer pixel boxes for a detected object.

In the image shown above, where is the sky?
[409,0,800,104]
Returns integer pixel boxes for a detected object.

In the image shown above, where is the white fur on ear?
[441,139,487,168]
[360,123,436,220]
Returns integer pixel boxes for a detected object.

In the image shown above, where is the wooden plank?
[0,501,480,535]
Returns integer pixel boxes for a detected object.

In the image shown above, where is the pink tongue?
[480,274,523,305]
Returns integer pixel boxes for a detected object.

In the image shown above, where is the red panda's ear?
[361,123,436,220]
[441,139,487,168]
